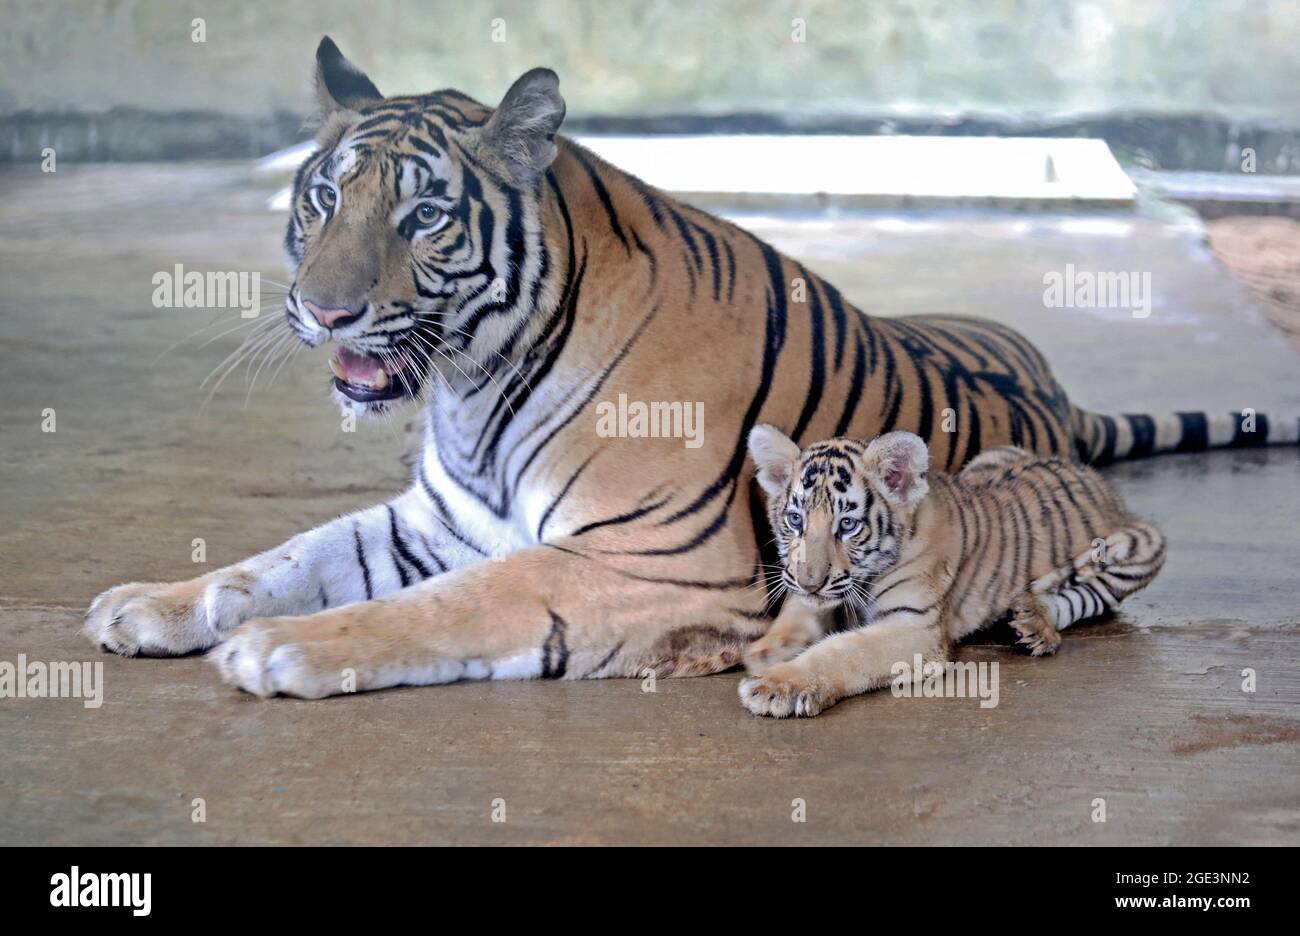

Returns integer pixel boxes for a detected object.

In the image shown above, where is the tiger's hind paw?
[1009,595,1061,657]
[743,630,811,674]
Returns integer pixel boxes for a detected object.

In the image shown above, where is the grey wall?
[4,0,1300,123]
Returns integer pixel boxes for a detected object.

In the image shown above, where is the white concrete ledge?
[258,135,1138,211]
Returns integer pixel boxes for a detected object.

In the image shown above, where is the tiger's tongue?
[331,346,387,386]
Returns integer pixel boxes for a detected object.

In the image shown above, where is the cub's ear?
[865,432,930,506]
[314,36,383,114]
[481,68,566,184]
[748,424,801,498]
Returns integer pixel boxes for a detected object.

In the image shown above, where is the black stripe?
[1175,411,1209,452]
[1009,489,1033,589]
[1004,411,1038,457]
[544,544,753,591]
[417,461,488,555]
[628,176,668,230]
[958,397,982,470]
[1125,414,1156,458]
[1095,415,1117,465]
[723,238,737,303]
[540,611,570,679]
[353,525,373,600]
[915,362,934,444]
[699,225,722,301]
[390,549,411,587]
[572,147,630,253]
[667,206,703,272]
[1075,410,1096,464]
[954,498,970,580]
[1102,568,1150,583]
[875,604,938,619]
[537,452,599,540]
[872,575,917,601]
[414,532,449,574]
[622,500,732,556]
[388,505,432,580]
[791,266,826,442]
[630,229,658,288]
[832,331,867,437]
[822,282,849,373]
[583,641,625,679]
[878,335,902,433]
[1064,588,1081,621]
[569,495,670,538]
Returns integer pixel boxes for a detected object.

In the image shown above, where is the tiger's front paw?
[84,577,224,657]
[213,615,352,699]
[743,630,812,674]
[739,664,837,718]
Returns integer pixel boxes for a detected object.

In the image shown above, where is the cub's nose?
[302,299,363,330]
[795,570,830,594]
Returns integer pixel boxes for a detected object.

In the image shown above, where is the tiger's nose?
[796,570,830,593]
[303,299,363,330]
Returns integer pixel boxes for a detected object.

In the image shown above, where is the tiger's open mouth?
[328,345,414,403]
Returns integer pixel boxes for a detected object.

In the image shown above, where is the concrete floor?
[1,164,1298,845]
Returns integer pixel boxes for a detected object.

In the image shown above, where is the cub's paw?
[743,631,811,675]
[739,664,836,718]
[213,616,347,699]
[1010,595,1061,657]
[84,578,220,657]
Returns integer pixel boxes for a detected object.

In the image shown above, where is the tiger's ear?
[314,37,383,114]
[865,432,930,507]
[748,424,801,498]
[481,68,566,184]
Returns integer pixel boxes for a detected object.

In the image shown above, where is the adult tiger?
[84,38,1298,697]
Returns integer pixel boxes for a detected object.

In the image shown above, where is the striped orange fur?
[84,39,1272,702]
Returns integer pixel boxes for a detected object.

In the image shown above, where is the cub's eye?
[784,510,804,532]
[837,516,861,536]
[415,203,444,227]
[313,185,337,213]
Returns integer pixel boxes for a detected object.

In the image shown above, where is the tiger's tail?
[1072,407,1300,465]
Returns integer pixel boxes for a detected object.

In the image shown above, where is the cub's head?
[284,37,566,415]
[748,426,930,609]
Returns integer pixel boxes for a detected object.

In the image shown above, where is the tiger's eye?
[317,186,337,209]
[416,203,441,225]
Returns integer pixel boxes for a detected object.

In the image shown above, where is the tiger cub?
[739,426,1166,718]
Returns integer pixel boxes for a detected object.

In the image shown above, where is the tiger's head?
[283,37,566,415]
[748,426,930,609]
